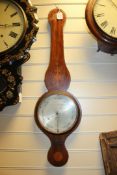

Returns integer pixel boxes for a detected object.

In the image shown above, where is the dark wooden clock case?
[0,0,39,110]
[85,0,117,54]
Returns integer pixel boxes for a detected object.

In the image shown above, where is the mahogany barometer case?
[34,8,82,167]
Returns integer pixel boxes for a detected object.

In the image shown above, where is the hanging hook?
[54,4,61,11]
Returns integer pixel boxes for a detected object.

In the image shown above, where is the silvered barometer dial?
[35,91,80,134]
[0,0,28,54]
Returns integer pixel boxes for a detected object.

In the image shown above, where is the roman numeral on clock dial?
[12,22,21,26]
[3,41,8,48]
[10,12,18,18]
[110,27,116,35]
[9,31,18,38]
[101,21,108,28]
[96,13,104,17]
[4,4,10,12]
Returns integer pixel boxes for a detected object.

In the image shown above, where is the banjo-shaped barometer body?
[34,9,82,166]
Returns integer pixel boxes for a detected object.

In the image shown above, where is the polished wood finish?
[34,8,82,167]
[85,0,117,54]
[45,8,71,91]
[34,90,81,167]
[99,131,117,175]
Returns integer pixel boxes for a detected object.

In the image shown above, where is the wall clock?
[0,64,22,111]
[0,0,39,110]
[0,0,39,64]
[34,8,82,167]
[85,0,117,54]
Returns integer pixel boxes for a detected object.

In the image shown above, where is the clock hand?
[111,0,117,9]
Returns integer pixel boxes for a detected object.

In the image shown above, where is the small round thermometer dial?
[0,0,28,54]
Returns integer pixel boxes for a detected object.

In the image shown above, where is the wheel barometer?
[34,9,82,166]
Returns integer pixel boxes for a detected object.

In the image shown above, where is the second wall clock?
[85,0,117,54]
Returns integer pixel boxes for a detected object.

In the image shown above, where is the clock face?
[93,0,117,38]
[0,0,27,54]
[37,92,79,134]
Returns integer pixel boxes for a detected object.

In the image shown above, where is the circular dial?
[36,92,79,134]
[0,0,27,54]
[93,0,117,38]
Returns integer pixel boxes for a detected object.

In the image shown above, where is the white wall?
[0,0,117,174]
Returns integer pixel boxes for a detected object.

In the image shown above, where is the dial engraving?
[0,0,27,53]
[93,0,117,38]
[38,94,78,134]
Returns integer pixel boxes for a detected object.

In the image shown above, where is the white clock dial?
[37,93,78,134]
[93,0,117,38]
[0,0,27,53]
